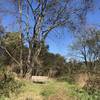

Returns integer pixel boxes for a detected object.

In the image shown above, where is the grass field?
[1,78,99,100]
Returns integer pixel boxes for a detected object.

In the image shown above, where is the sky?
[46,28,74,57]
[0,0,100,57]
[46,9,100,57]
[46,0,100,57]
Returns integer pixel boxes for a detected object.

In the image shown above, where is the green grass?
[1,79,100,100]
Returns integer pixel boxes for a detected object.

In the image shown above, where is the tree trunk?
[18,0,23,77]
[29,44,42,76]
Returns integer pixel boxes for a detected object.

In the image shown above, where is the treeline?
[0,32,99,78]
[0,32,66,77]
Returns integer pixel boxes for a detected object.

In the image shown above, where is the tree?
[40,51,66,77]
[24,0,93,76]
[0,0,93,77]
[70,29,100,72]
[0,32,21,65]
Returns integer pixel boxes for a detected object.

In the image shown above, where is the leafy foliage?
[0,72,23,97]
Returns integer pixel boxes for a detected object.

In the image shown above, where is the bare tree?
[70,28,100,72]
[18,0,23,76]
[24,0,93,76]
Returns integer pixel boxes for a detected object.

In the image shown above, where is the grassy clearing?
[0,79,100,100]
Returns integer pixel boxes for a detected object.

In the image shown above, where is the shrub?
[82,73,100,100]
[57,75,75,84]
[0,72,23,97]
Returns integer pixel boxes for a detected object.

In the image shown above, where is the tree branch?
[0,46,20,66]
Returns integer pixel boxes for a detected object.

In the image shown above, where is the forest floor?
[1,77,98,100]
